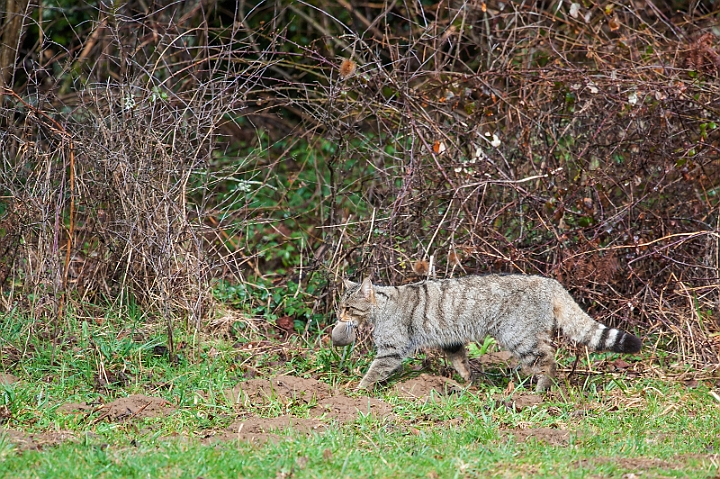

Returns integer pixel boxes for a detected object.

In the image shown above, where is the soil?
[205,416,327,444]
[56,402,97,415]
[226,375,333,407]
[393,373,464,399]
[575,456,675,471]
[52,395,175,422]
[0,429,77,451]
[98,395,176,421]
[0,373,18,385]
[312,396,393,422]
[205,376,394,443]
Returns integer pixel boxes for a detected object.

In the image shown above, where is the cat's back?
[393,274,555,299]
[381,274,557,326]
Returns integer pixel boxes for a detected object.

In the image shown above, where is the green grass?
[1,311,719,479]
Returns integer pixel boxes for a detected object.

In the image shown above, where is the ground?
[0,331,719,478]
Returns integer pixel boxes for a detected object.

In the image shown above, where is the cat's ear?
[343,278,357,290]
[360,277,376,304]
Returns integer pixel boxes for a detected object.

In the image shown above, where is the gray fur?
[332,275,642,392]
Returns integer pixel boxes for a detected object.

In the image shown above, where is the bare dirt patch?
[575,456,678,473]
[55,396,174,422]
[209,376,397,442]
[506,427,570,446]
[393,374,464,399]
[97,394,175,421]
[0,373,18,385]
[3,395,174,450]
[1,428,76,451]
[205,395,393,443]
[312,396,393,423]
[226,375,333,407]
[205,416,327,444]
[205,375,396,442]
[56,402,97,415]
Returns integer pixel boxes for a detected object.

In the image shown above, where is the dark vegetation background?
[0,0,718,363]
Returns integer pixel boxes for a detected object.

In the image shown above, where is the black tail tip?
[614,333,642,354]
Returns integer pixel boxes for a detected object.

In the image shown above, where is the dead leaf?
[504,380,515,395]
[608,16,620,31]
[277,316,295,334]
[339,59,357,79]
[611,359,630,370]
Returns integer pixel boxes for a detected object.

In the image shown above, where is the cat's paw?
[356,378,374,391]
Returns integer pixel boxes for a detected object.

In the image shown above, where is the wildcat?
[332,275,641,392]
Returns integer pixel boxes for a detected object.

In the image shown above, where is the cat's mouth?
[331,319,357,346]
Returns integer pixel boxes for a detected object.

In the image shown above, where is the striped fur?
[333,275,641,392]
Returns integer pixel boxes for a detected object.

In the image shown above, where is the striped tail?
[553,288,642,354]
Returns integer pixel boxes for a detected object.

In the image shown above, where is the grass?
[0,310,719,479]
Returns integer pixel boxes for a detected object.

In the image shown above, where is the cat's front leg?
[357,352,403,389]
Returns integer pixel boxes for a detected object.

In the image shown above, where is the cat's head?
[331,277,376,346]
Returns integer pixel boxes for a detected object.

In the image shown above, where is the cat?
[332,275,642,392]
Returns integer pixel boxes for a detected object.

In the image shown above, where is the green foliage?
[467,336,497,358]
[214,274,326,330]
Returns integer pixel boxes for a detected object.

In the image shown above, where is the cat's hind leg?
[516,338,557,392]
[443,343,472,382]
